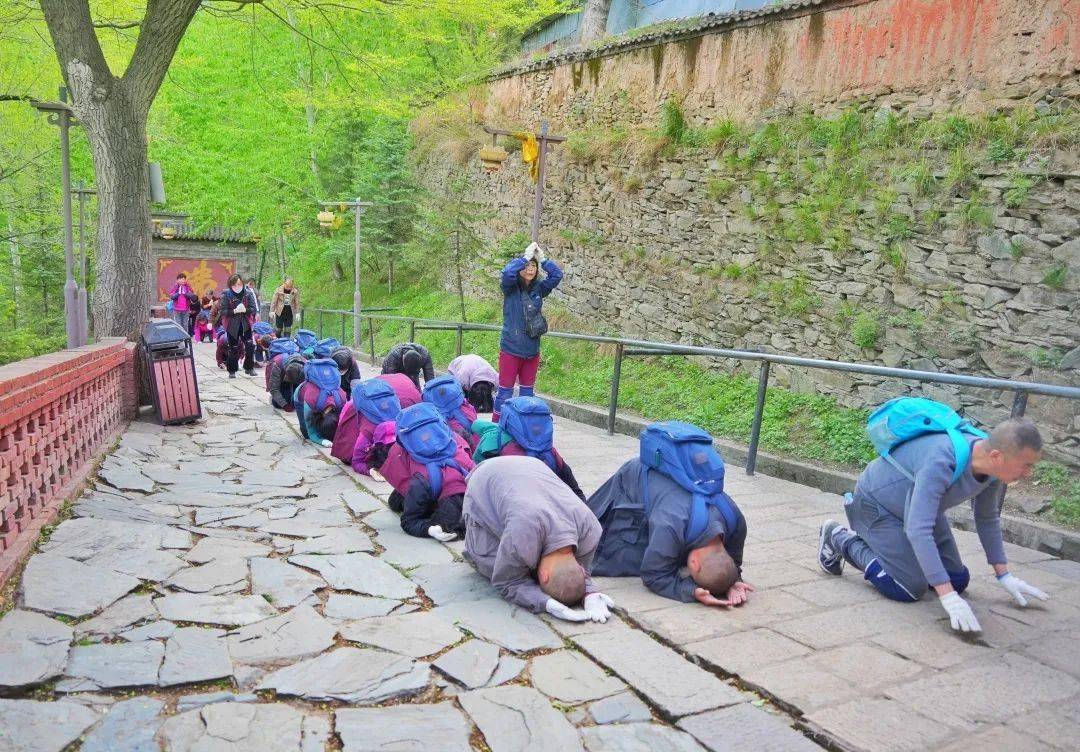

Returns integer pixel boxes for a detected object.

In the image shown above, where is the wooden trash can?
[140,318,202,425]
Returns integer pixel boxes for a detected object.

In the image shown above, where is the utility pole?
[72,181,96,346]
[317,198,372,350]
[482,121,567,244]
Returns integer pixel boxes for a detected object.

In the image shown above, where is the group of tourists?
[247,242,1051,632]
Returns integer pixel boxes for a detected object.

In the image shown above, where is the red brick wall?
[0,338,137,586]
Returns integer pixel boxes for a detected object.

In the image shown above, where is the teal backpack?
[866,397,987,485]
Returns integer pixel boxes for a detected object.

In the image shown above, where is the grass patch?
[1033,462,1080,526]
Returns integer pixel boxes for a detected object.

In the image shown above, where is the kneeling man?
[588,422,752,607]
[463,455,615,623]
[818,412,1048,633]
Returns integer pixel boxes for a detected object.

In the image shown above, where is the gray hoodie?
[855,433,1005,587]
[463,456,600,612]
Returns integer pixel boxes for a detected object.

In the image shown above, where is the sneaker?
[228,372,236,379]
[244,368,256,376]
[818,520,845,576]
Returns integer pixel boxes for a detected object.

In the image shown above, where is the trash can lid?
[141,318,190,346]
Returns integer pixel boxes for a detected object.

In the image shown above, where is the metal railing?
[302,307,1080,480]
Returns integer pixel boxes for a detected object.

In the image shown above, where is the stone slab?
[410,562,494,605]
[806,698,955,752]
[339,610,461,658]
[589,692,654,725]
[581,723,707,752]
[257,647,430,704]
[160,627,232,686]
[81,697,165,752]
[20,553,140,618]
[156,702,303,752]
[434,598,562,653]
[288,528,375,555]
[166,557,249,595]
[183,537,271,564]
[460,685,584,752]
[227,605,337,665]
[0,699,99,752]
[85,547,188,582]
[687,628,812,676]
[0,610,73,691]
[76,594,157,638]
[677,704,823,752]
[433,639,501,689]
[574,627,746,719]
[289,553,417,598]
[154,593,278,627]
[487,655,527,687]
[530,650,627,704]
[250,557,325,609]
[121,621,176,642]
[322,593,401,620]
[342,489,384,515]
[336,702,473,752]
[62,640,165,691]
[41,517,191,560]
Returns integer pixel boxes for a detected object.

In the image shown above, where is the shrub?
[852,312,881,349]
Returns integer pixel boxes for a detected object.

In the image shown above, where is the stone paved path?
[0,342,1078,751]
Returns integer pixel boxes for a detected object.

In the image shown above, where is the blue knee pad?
[864,559,920,603]
[518,385,534,397]
[947,567,970,595]
[493,386,514,415]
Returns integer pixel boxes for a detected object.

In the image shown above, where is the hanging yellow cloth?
[512,131,540,182]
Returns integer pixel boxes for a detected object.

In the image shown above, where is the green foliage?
[881,243,907,276]
[706,178,735,201]
[1004,175,1036,208]
[659,100,688,144]
[962,197,995,228]
[851,311,881,349]
[1033,462,1080,526]
[884,214,914,241]
[765,273,818,317]
[1041,264,1068,289]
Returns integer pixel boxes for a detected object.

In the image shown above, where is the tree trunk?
[78,87,153,339]
[578,0,612,44]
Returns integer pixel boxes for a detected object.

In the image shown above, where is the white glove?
[535,245,546,264]
[234,303,246,313]
[320,439,332,448]
[427,525,456,542]
[583,592,614,623]
[523,243,536,262]
[997,573,1049,607]
[939,591,981,633]
[545,598,589,622]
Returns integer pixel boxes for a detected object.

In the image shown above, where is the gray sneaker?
[818,520,844,576]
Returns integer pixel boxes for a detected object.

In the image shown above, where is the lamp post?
[31,96,78,349]
[72,181,96,346]
[481,121,566,243]
[317,198,372,350]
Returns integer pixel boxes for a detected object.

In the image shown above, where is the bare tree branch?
[92,20,141,30]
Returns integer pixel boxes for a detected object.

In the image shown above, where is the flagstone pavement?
[0,341,1077,752]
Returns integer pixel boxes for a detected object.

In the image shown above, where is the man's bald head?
[538,552,586,607]
[687,540,738,598]
[987,418,1042,455]
[975,417,1042,484]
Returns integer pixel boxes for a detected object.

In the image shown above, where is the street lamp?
[481,121,566,244]
[316,198,372,350]
[31,95,78,349]
[72,181,97,347]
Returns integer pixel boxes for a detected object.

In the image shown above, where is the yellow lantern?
[479,144,509,173]
[317,209,335,228]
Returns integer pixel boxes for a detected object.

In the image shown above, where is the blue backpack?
[253,321,275,338]
[866,397,987,485]
[294,329,318,353]
[639,421,739,543]
[423,375,475,432]
[352,379,402,425]
[395,403,467,498]
[269,338,300,358]
[314,337,341,358]
[498,397,557,471]
[303,358,345,411]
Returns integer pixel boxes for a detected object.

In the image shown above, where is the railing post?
[409,320,416,342]
[318,309,324,338]
[996,390,1029,512]
[456,325,463,357]
[368,317,376,363]
[607,343,624,436]
[340,312,346,343]
[746,360,771,476]
[299,309,305,328]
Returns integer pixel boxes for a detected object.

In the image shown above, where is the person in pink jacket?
[168,273,195,332]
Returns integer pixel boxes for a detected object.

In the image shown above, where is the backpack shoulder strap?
[639,467,652,517]
[945,427,974,486]
[883,451,917,484]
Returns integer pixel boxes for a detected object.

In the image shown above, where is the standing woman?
[167,272,195,332]
[493,242,563,421]
[221,274,257,378]
[271,278,300,337]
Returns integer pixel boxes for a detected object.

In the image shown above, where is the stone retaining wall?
[0,339,138,585]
